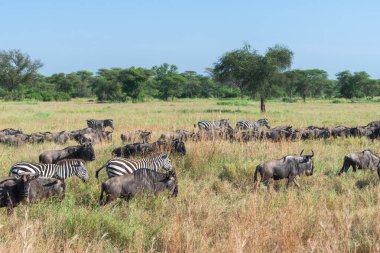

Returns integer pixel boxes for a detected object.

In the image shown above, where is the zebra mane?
[56,159,85,165]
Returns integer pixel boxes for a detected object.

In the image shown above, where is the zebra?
[95,153,172,179]
[194,119,231,131]
[86,119,114,131]
[9,159,88,182]
[236,119,271,131]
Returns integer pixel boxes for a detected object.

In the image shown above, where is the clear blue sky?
[1,0,379,79]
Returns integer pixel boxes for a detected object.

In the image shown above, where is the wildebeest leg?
[287,176,296,188]
[338,157,351,175]
[293,178,300,188]
[6,192,14,215]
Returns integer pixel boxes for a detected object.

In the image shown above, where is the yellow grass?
[0,98,380,252]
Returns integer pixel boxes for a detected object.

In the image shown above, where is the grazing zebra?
[194,119,231,131]
[95,153,172,179]
[236,119,271,131]
[9,159,88,182]
[86,119,114,131]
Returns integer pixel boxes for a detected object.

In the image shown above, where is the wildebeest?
[28,178,65,203]
[0,174,39,214]
[112,143,154,158]
[87,119,114,131]
[75,130,112,145]
[99,169,178,205]
[331,125,352,138]
[39,143,95,164]
[337,150,380,175]
[253,150,314,191]
[121,130,151,144]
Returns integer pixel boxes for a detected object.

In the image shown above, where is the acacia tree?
[213,44,293,112]
[118,67,153,102]
[0,49,43,92]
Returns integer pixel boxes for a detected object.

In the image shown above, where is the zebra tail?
[95,164,106,179]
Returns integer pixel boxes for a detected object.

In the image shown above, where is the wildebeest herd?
[1,118,380,214]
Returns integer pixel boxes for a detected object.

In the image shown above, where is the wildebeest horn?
[300,149,304,156]
[310,150,314,157]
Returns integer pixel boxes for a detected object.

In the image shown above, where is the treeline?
[0,48,379,105]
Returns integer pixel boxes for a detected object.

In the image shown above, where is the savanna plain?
[1,99,380,253]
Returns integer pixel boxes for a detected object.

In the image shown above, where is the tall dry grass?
[0,98,380,252]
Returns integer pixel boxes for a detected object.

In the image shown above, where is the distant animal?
[120,130,151,144]
[99,169,178,205]
[253,150,314,191]
[194,119,231,131]
[0,128,23,135]
[28,178,66,203]
[39,144,95,164]
[86,119,114,131]
[331,125,352,138]
[0,174,39,215]
[236,119,271,131]
[9,159,88,182]
[95,153,172,179]
[112,143,154,158]
[337,150,380,175]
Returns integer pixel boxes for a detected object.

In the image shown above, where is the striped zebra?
[9,159,88,182]
[95,153,172,179]
[194,119,231,131]
[86,119,114,131]
[236,119,271,131]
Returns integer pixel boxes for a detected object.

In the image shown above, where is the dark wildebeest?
[87,119,114,131]
[112,143,154,158]
[337,150,380,175]
[39,144,95,164]
[99,169,178,205]
[0,128,23,135]
[28,178,65,203]
[253,150,314,191]
[0,174,39,214]
[331,125,351,138]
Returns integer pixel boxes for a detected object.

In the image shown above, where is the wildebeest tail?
[95,164,106,179]
[253,164,262,191]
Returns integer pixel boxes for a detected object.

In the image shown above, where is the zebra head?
[72,160,89,182]
[160,153,173,171]
[258,119,271,129]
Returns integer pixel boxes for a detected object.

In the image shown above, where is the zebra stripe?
[196,119,230,131]
[9,160,88,182]
[87,119,114,131]
[236,119,270,131]
[96,154,172,179]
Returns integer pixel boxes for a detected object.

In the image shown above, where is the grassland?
[0,98,380,252]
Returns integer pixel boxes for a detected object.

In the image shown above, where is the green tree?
[0,49,43,92]
[153,63,186,100]
[215,44,293,112]
[118,67,153,102]
[336,71,369,99]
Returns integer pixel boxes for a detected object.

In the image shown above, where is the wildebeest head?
[161,153,173,171]
[172,139,186,156]
[299,149,315,176]
[166,169,178,197]
[105,119,114,130]
[81,143,95,161]
[18,173,40,204]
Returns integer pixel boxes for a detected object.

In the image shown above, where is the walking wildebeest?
[39,143,95,164]
[253,150,314,191]
[99,169,178,205]
[0,174,39,214]
[112,143,154,158]
[337,150,380,175]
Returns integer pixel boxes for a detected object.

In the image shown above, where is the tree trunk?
[260,96,266,113]
[302,93,306,102]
